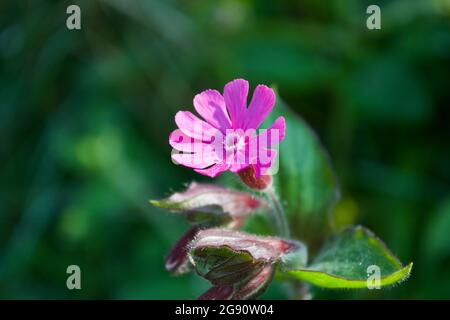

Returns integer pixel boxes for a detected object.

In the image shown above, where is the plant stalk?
[265,186,290,238]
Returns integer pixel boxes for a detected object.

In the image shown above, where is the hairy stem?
[290,282,312,300]
[265,186,290,238]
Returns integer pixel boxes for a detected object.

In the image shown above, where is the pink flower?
[169,79,286,178]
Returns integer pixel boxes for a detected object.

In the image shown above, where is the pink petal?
[244,117,284,168]
[252,116,286,148]
[266,116,286,144]
[169,129,198,152]
[244,85,276,130]
[230,162,250,173]
[193,89,231,132]
[171,147,219,169]
[194,162,230,177]
[223,79,248,129]
[228,148,251,173]
[175,111,222,142]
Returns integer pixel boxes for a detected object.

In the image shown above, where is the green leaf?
[266,96,340,243]
[284,226,413,289]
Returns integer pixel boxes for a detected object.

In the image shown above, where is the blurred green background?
[1,0,449,299]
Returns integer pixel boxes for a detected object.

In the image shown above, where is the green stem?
[265,186,311,300]
[265,186,290,238]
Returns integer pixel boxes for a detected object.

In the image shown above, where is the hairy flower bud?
[238,165,272,190]
[151,183,267,275]
[165,227,199,274]
[197,266,274,300]
[150,182,264,228]
[189,228,303,295]
[232,265,274,300]
[191,229,305,300]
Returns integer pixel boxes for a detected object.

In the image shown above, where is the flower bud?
[150,182,265,228]
[198,285,234,300]
[191,245,265,286]
[165,227,199,274]
[189,228,300,287]
[232,265,274,300]
[197,266,274,300]
[191,229,308,300]
[238,165,272,190]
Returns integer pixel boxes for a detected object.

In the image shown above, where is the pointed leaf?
[284,226,413,288]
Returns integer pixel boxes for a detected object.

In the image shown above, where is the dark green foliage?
[1,0,449,299]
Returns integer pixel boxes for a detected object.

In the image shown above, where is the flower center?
[224,132,245,152]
